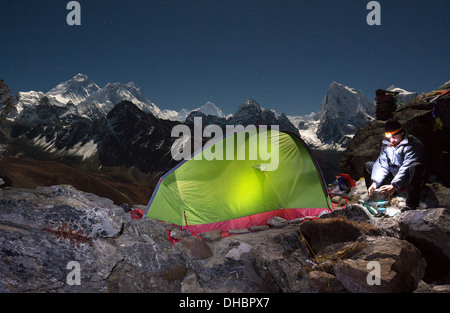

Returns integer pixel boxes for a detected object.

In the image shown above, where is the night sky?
[1,0,449,116]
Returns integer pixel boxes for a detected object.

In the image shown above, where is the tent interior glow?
[145,129,331,233]
[229,170,264,214]
[205,131,276,215]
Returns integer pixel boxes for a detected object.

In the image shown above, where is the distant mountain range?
[1,73,418,151]
[0,74,418,202]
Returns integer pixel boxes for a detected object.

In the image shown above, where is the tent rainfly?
[144,128,332,236]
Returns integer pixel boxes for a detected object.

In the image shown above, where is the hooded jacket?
[371,132,425,189]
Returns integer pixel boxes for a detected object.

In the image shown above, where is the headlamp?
[385,127,402,138]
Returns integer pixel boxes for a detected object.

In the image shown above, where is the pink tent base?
[181,207,332,238]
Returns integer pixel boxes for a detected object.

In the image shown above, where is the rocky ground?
[0,183,449,293]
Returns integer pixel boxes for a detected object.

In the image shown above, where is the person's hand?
[378,184,396,199]
[368,182,377,198]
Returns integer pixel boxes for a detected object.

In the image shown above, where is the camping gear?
[359,198,390,216]
[371,190,384,202]
[143,128,332,236]
[328,173,356,196]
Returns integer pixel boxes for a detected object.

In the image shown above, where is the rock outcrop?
[399,208,450,284]
[1,184,448,293]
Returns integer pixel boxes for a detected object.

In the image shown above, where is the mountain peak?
[232,99,263,119]
[243,98,261,107]
[329,81,362,95]
[76,79,162,119]
[125,81,141,91]
[319,82,372,116]
[330,81,341,87]
[316,82,374,144]
[46,73,100,105]
[73,73,89,81]
[194,101,225,118]
[386,85,418,105]
[106,100,145,119]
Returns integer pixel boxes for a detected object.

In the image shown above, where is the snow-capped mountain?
[3,73,231,124]
[46,73,100,105]
[316,82,374,145]
[229,99,297,134]
[287,112,316,130]
[387,85,418,106]
[2,75,415,155]
[317,82,373,122]
[288,82,417,151]
[5,98,180,171]
[2,73,181,122]
[6,90,74,122]
[182,98,299,137]
[167,101,227,122]
[3,74,98,121]
[287,82,375,151]
[76,81,164,119]
[194,101,226,118]
[166,108,191,122]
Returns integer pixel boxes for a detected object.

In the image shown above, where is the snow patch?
[65,140,98,161]
[33,134,98,161]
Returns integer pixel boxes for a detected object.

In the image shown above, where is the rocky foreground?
[0,184,449,293]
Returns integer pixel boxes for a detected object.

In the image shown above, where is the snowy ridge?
[165,101,229,122]
[14,91,45,114]
[76,81,161,119]
[387,85,418,106]
[317,82,373,124]
[3,74,416,152]
[6,90,67,121]
[6,73,230,123]
[46,73,100,105]
[286,115,352,151]
[285,82,374,151]
[6,73,174,121]
[194,101,226,118]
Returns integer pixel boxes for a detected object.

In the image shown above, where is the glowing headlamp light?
[385,128,402,139]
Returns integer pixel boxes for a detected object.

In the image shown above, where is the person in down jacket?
[364,119,426,211]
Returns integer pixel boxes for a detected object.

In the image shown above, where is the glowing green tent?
[144,128,332,235]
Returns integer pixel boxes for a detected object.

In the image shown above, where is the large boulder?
[309,270,344,293]
[333,236,426,293]
[0,185,186,292]
[298,217,426,293]
[398,208,450,284]
[339,120,385,180]
[107,218,187,293]
[299,217,376,253]
[187,227,313,293]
